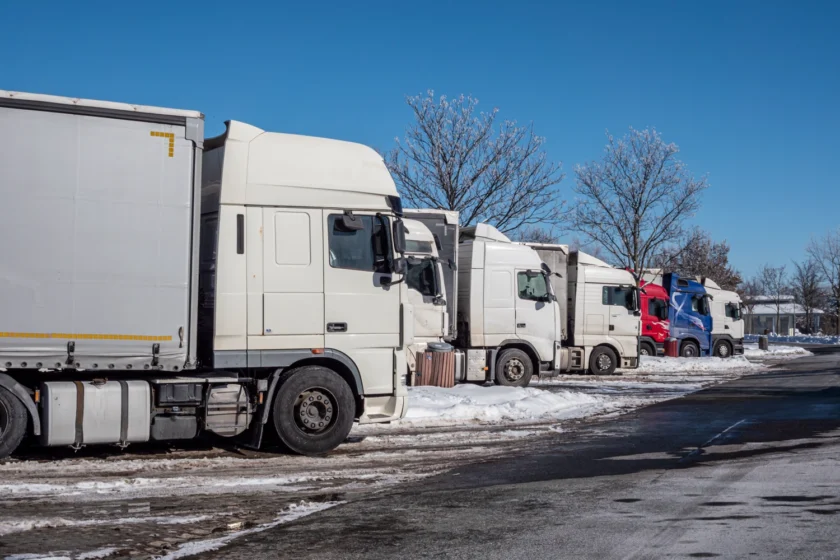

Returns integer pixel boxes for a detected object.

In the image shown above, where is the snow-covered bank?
[632,355,760,373]
[398,384,606,427]
[743,343,812,359]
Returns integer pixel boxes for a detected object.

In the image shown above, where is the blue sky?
[2,1,837,278]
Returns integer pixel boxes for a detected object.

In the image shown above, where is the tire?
[680,340,700,358]
[271,366,355,456]
[494,348,534,387]
[589,346,618,375]
[0,387,28,459]
[714,341,732,359]
[639,341,656,358]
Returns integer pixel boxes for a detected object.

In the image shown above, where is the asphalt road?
[205,353,840,560]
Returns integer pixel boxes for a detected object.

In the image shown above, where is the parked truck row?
[0,90,745,460]
[638,270,745,358]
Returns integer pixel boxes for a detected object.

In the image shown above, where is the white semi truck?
[403,212,640,386]
[701,278,745,357]
[0,90,412,458]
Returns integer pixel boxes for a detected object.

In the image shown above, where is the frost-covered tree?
[654,229,742,290]
[386,91,565,234]
[807,228,840,335]
[758,264,788,334]
[791,258,825,333]
[570,128,707,286]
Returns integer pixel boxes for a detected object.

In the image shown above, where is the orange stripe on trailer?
[0,332,172,342]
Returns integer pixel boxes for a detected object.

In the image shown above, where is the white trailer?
[701,277,745,357]
[402,212,640,386]
[0,90,411,458]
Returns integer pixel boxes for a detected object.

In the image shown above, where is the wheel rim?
[294,387,338,435]
[684,345,697,357]
[0,398,9,440]
[504,358,526,382]
[596,353,612,371]
[718,344,730,357]
[640,347,650,356]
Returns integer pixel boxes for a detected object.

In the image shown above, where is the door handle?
[327,322,347,333]
[646,325,652,331]
[609,325,615,331]
[516,323,526,328]
[725,325,730,329]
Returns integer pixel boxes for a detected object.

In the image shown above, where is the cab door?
[514,270,556,361]
[323,212,400,395]
[605,285,641,338]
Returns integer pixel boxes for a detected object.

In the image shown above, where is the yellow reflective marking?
[0,332,172,342]
[150,130,176,157]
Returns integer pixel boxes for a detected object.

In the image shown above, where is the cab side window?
[406,259,436,297]
[603,286,634,310]
[328,214,389,272]
[518,272,549,301]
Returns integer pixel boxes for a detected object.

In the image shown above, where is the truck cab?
[701,277,745,357]
[639,280,670,356]
[401,217,449,373]
[662,272,712,357]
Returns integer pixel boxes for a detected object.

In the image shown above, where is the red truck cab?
[639,280,670,356]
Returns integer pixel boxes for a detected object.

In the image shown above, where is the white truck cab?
[701,277,745,357]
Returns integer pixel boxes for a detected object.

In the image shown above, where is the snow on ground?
[743,343,812,359]
[156,501,342,560]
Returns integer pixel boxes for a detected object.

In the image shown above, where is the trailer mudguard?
[0,373,41,436]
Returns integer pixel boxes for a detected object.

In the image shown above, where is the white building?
[744,295,823,335]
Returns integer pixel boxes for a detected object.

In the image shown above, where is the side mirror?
[393,219,406,254]
[340,213,365,231]
[433,296,446,306]
[393,257,407,275]
[633,310,642,317]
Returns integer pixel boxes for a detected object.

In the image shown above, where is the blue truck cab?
[662,272,712,357]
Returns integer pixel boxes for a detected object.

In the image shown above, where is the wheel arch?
[497,339,541,372]
[0,373,40,436]
[260,352,365,425]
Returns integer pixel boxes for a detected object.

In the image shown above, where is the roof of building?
[748,302,824,315]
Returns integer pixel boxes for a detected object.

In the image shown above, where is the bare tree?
[737,277,763,335]
[513,226,559,244]
[807,228,840,335]
[386,91,564,233]
[758,264,788,334]
[653,228,742,290]
[570,128,707,286]
[791,259,825,333]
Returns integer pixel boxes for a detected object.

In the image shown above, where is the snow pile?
[401,384,605,426]
[744,334,839,345]
[632,355,760,374]
[743,343,812,359]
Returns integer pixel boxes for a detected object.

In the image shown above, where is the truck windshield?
[406,258,437,297]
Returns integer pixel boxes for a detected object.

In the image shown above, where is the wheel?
[639,341,656,357]
[680,340,700,358]
[494,348,533,387]
[714,341,732,358]
[271,366,355,456]
[588,346,618,375]
[0,387,28,459]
